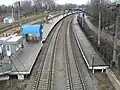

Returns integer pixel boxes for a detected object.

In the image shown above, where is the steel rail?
[32,19,63,90]
[70,23,89,90]
[0,13,62,35]
[64,18,74,90]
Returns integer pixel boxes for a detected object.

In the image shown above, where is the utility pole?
[112,16,119,67]
[107,7,110,33]
[12,6,14,29]
[18,1,22,31]
[112,4,120,67]
[97,11,101,50]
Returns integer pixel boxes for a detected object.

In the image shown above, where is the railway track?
[26,15,88,90]
[27,15,63,90]
[65,18,88,90]
[0,13,61,35]
[0,15,44,34]
[70,24,89,90]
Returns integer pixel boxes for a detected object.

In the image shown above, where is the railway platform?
[9,41,42,77]
[72,16,108,73]
[84,16,120,90]
[42,15,63,41]
[42,13,72,41]
[11,15,65,80]
[1,14,71,80]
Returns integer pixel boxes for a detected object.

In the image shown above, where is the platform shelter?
[22,24,43,41]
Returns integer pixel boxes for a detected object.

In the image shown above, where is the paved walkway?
[42,13,71,41]
[85,18,120,45]
[12,14,65,74]
[9,41,42,75]
[73,16,107,70]
[42,15,63,41]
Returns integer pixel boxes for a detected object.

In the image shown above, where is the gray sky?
[56,0,88,5]
[0,0,19,5]
[0,0,88,5]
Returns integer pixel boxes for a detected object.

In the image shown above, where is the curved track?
[26,15,88,90]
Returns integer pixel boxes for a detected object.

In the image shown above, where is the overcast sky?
[56,0,88,5]
[0,0,18,5]
[0,0,88,6]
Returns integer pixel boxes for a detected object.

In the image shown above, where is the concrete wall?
[106,69,120,90]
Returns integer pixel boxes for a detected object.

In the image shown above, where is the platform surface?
[0,13,72,76]
[9,41,42,75]
[42,15,63,41]
[9,14,66,75]
[42,13,72,41]
[72,16,108,69]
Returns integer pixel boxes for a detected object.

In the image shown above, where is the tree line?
[86,0,118,28]
[0,0,77,20]
[0,0,56,19]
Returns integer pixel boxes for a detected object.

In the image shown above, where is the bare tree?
[33,0,43,11]
[33,0,55,11]
[21,0,32,16]
[87,0,112,27]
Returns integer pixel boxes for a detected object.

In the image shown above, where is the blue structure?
[22,24,43,40]
[39,24,43,40]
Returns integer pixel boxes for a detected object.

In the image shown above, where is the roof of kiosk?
[22,25,42,34]
[7,36,22,42]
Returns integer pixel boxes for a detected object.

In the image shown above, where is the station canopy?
[22,24,42,34]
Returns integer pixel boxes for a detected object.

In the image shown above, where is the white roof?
[0,37,10,41]
[7,36,22,42]
[4,16,12,19]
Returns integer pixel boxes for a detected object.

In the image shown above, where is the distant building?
[3,16,14,24]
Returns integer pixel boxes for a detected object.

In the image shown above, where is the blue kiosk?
[22,24,43,42]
